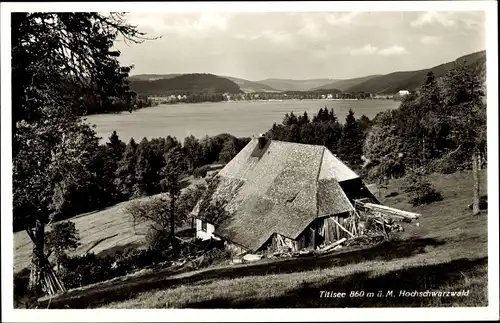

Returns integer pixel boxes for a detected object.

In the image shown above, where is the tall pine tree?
[114,138,139,199]
[338,109,364,168]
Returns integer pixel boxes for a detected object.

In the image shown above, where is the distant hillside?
[129,74,182,81]
[312,75,381,92]
[224,76,281,93]
[256,78,338,91]
[129,73,242,95]
[345,50,486,94]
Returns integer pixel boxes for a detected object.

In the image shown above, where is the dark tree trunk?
[472,149,480,215]
[28,218,45,291]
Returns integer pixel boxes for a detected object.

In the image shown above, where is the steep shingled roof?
[197,139,359,251]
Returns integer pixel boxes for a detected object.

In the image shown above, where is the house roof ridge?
[267,139,327,149]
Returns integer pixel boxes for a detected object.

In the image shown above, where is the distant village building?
[327,94,333,99]
[191,136,378,255]
[398,90,410,96]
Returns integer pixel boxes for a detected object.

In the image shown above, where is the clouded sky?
[115,11,485,81]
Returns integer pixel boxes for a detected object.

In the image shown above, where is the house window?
[202,220,207,232]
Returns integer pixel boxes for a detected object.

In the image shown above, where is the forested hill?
[129,73,243,96]
[224,76,280,93]
[312,75,381,91]
[344,50,486,94]
[128,74,181,81]
[255,78,338,92]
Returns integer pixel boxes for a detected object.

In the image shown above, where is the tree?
[338,109,364,168]
[12,13,151,293]
[134,138,163,196]
[160,147,188,254]
[45,221,80,271]
[219,138,238,163]
[440,61,486,215]
[183,135,202,171]
[107,131,126,164]
[177,182,209,228]
[357,115,372,135]
[114,138,139,199]
[298,111,310,125]
[196,176,233,227]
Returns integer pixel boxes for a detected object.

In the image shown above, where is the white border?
[1,1,498,322]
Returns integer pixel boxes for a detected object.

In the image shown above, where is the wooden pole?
[330,217,356,239]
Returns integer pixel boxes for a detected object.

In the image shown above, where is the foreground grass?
[103,170,488,308]
[105,256,487,308]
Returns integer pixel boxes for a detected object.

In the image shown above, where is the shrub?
[193,165,210,178]
[57,246,175,289]
[45,221,80,270]
[145,227,171,250]
[428,152,469,174]
[403,171,443,206]
[14,268,40,308]
[59,253,115,289]
[197,248,232,268]
[408,182,444,206]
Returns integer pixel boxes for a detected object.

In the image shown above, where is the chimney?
[258,133,267,149]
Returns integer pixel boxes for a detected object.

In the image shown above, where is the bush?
[45,220,80,269]
[193,165,210,178]
[403,172,443,206]
[428,151,470,174]
[145,227,171,250]
[197,247,231,268]
[14,268,40,308]
[59,253,115,289]
[408,182,444,206]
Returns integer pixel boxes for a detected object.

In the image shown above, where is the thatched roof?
[194,139,360,251]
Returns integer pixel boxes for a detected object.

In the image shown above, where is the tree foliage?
[45,221,80,269]
[12,12,150,292]
[268,107,366,169]
[196,176,233,227]
[363,60,486,181]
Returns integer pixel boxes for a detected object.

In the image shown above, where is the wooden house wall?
[257,212,357,253]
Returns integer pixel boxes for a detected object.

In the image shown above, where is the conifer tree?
[114,138,139,199]
[338,109,364,168]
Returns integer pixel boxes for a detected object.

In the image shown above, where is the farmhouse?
[192,135,378,255]
[398,90,410,96]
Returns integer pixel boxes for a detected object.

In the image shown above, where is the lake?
[85,100,401,143]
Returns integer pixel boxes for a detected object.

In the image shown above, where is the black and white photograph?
[1,1,498,322]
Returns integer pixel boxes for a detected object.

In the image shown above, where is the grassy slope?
[102,169,488,308]
[13,176,207,273]
[14,199,151,273]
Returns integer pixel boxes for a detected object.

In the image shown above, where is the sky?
[115,11,486,81]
